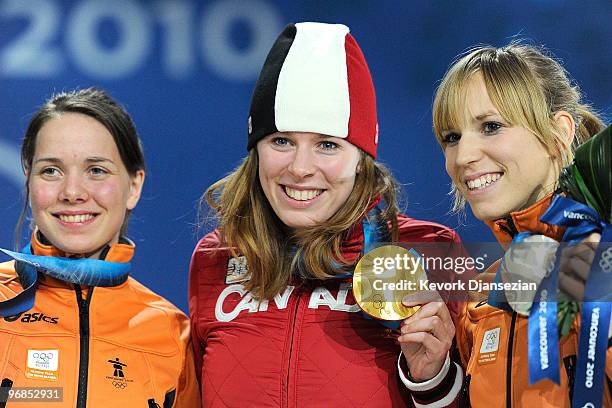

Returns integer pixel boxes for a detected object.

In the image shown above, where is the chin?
[58,245,95,256]
[283,219,317,230]
[278,213,322,230]
[53,238,101,256]
[469,206,506,222]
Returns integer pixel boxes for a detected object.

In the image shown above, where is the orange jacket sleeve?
[174,313,202,407]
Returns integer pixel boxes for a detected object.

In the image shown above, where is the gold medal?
[353,245,427,320]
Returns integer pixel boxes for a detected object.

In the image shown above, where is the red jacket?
[189,214,465,407]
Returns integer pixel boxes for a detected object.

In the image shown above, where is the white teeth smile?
[58,214,95,223]
[284,187,323,201]
[466,173,502,190]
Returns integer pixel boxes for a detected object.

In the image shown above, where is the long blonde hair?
[204,149,399,300]
[432,42,604,212]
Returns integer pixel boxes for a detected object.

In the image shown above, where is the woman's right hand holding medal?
[398,291,456,382]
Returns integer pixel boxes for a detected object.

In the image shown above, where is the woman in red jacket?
[0,88,200,407]
[189,22,465,407]
[430,42,609,407]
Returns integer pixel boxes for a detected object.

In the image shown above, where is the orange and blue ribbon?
[0,243,130,317]
[540,195,611,408]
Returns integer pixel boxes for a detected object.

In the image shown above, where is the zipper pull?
[147,398,161,408]
[460,374,471,406]
[502,216,519,237]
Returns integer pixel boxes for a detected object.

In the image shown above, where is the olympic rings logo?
[32,352,54,362]
[484,331,498,346]
[372,294,384,310]
[599,247,612,273]
[112,381,127,389]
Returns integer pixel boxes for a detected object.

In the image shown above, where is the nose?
[59,173,89,203]
[453,132,484,168]
[287,145,316,180]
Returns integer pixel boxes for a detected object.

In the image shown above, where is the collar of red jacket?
[485,194,565,247]
[30,229,134,263]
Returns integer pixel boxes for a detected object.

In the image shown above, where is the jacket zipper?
[75,285,94,408]
[284,288,301,408]
[506,312,517,408]
[460,374,471,405]
[1,378,13,408]
[563,355,576,403]
[502,216,517,408]
[500,216,519,238]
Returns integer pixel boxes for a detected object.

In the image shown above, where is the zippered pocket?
[163,389,176,408]
[0,334,14,379]
[148,398,161,407]
[0,335,24,383]
[146,389,175,408]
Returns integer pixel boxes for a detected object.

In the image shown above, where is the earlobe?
[126,170,145,210]
[25,171,31,208]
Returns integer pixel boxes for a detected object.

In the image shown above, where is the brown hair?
[432,42,604,212]
[204,149,400,300]
[16,87,145,248]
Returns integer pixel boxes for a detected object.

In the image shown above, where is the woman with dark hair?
[0,88,200,407]
[431,42,610,406]
[189,22,465,407]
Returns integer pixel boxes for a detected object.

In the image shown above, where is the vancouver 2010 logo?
[105,357,134,390]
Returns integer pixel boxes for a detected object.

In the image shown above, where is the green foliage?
[558,125,611,223]
[557,298,579,337]
[556,124,610,338]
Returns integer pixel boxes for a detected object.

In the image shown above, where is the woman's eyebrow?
[85,156,115,164]
[33,157,116,165]
[474,111,499,121]
[34,157,62,164]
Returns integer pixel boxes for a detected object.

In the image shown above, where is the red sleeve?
[188,241,204,381]
[398,352,464,407]
[188,231,222,382]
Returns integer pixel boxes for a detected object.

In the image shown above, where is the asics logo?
[3,312,59,324]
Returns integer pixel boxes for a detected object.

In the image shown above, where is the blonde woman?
[429,42,610,406]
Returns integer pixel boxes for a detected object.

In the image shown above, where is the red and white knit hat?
[247,22,379,158]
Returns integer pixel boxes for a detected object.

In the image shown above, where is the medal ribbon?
[0,243,131,317]
[485,231,562,385]
[540,195,611,408]
[363,206,402,329]
[527,232,561,385]
[342,205,401,329]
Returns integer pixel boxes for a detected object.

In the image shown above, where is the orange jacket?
[456,195,612,407]
[0,234,201,407]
